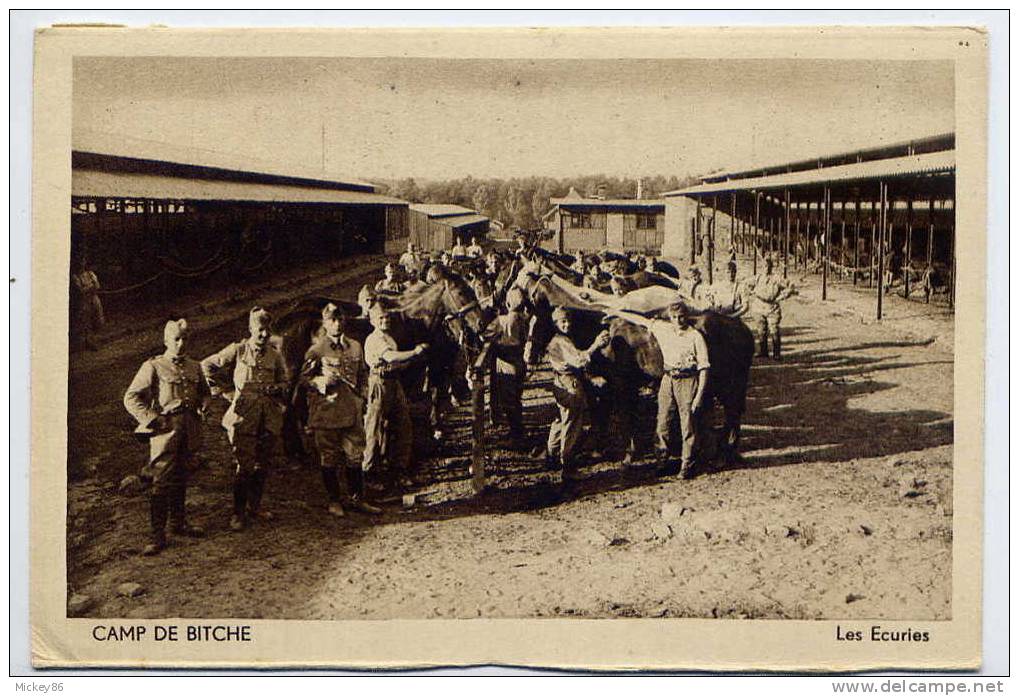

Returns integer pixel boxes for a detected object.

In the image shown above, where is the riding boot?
[757,335,769,359]
[247,469,273,521]
[320,468,345,517]
[169,486,205,537]
[230,474,247,531]
[143,493,169,555]
[346,467,382,515]
[654,449,679,477]
[772,332,782,360]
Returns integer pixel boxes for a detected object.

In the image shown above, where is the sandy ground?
[65,254,954,620]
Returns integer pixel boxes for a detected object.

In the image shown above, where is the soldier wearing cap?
[124,319,211,555]
[301,303,379,516]
[363,304,428,491]
[374,262,406,296]
[543,306,611,487]
[709,260,750,318]
[607,301,711,479]
[466,236,484,258]
[201,307,291,531]
[482,286,531,445]
[399,242,419,276]
[747,255,794,359]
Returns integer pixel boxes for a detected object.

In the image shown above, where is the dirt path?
[67,256,954,621]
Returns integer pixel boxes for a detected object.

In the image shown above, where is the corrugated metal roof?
[663,150,955,197]
[435,213,489,228]
[409,204,477,218]
[549,198,666,208]
[71,169,408,205]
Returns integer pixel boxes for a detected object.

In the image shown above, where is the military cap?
[551,306,572,322]
[249,306,272,327]
[321,302,348,321]
[163,318,189,341]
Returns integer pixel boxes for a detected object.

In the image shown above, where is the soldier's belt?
[666,367,699,378]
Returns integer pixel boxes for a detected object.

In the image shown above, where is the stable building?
[70,137,409,311]
[662,133,956,317]
[407,204,490,251]
[543,188,665,255]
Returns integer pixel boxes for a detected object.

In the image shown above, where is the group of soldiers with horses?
[122,233,792,557]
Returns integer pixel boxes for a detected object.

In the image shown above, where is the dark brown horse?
[513,257,754,466]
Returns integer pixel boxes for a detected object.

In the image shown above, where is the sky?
[73,57,954,182]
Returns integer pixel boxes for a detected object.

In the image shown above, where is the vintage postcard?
[30,25,987,670]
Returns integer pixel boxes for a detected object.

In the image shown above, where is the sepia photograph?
[27,24,990,671]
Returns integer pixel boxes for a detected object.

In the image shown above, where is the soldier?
[710,260,750,317]
[748,255,795,359]
[543,306,611,486]
[451,237,467,258]
[71,255,105,351]
[363,304,429,491]
[124,319,211,555]
[201,307,290,531]
[482,286,530,445]
[608,302,711,479]
[466,235,484,258]
[301,303,379,517]
[374,262,406,296]
[683,265,706,304]
[399,242,419,275]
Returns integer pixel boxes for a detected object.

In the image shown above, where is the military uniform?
[72,268,105,348]
[710,278,749,317]
[374,277,406,295]
[362,329,414,479]
[483,307,530,440]
[202,326,290,528]
[302,331,369,513]
[124,320,210,553]
[749,271,791,358]
[545,333,594,473]
[646,319,711,476]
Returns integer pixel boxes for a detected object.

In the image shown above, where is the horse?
[513,255,754,467]
[273,267,489,463]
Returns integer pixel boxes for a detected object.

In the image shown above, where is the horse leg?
[718,399,744,467]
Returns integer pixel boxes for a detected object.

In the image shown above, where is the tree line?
[376,174,698,232]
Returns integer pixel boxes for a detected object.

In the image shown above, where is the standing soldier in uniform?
[301,303,379,517]
[374,262,406,296]
[543,307,611,487]
[710,260,750,318]
[482,286,531,446]
[608,302,711,479]
[124,319,210,555]
[362,304,429,491]
[201,307,290,531]
[71,255,105,351]
[399,242,419,276]
[466,235,484,258]
[748,255,795,359]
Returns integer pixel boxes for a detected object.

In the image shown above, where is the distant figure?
[451,238,467,258]
[466,236,484,258]
[72,256,105,350]
[609,275,634,297]
[748,256,795,360]
[682,266,706,304]
[482,286,530,445]
[710,261,749,318]
[374,262,406,295]
[399,242,419,275]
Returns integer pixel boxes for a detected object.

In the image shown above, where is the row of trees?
[377,174,697,232]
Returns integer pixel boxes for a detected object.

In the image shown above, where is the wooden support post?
[557,210,565,255]
[853,198,861,286]
[877,182,887,320]
[709,196,717,283]
[926,198,935,304]
[753,192,760,274]
[694,199,702,265]
[904,197,913,299]
[783,189,791,278]
[869,203,877,289]
[730,192,737,252]
[948,209,956,310]
[822,186,830,301]
[794,215,801,269]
